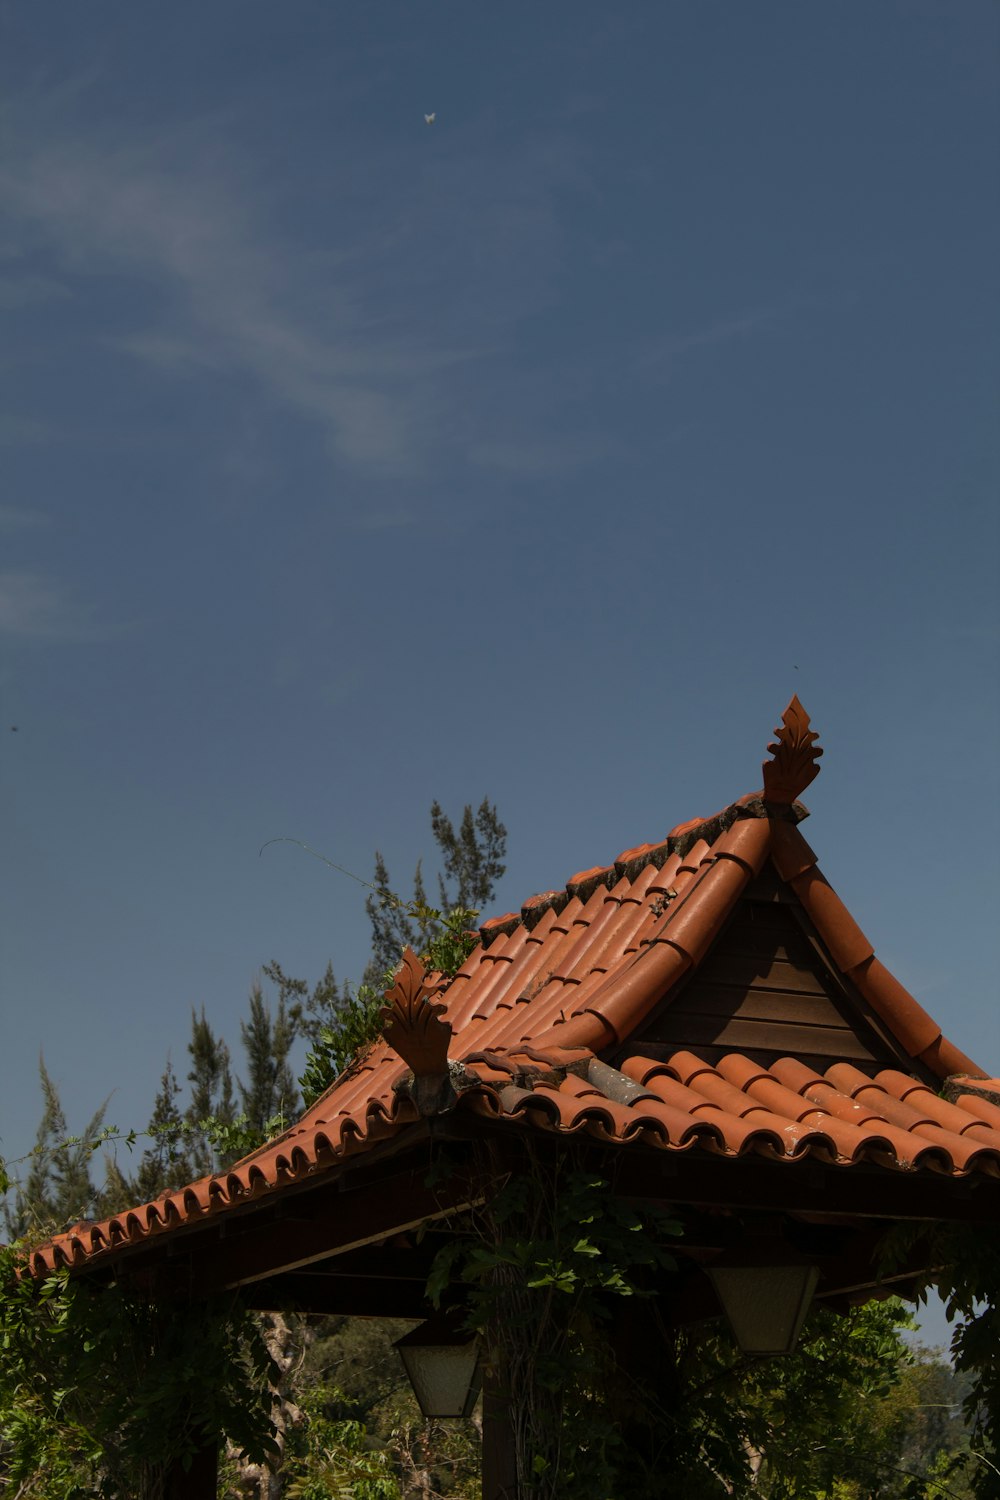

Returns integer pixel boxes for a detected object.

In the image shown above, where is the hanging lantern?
[707,1260,820,1355]
[394,1312,482,1419]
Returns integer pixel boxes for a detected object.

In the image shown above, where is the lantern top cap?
[394,1309,475,1350]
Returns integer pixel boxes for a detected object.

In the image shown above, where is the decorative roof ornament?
[762,696,823,805]
[381,947,456,1114]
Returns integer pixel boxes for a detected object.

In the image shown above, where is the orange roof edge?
[769,814,985,1081]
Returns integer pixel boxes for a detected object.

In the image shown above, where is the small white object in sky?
[424,112,436,125]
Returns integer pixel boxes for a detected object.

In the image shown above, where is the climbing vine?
[427,1141,682,1499]
[299,903,480,1106]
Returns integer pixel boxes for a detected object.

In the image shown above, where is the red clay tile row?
[28,1040,1000,1278]
[457,1050,1000,1175]
[25,1082,417,1276]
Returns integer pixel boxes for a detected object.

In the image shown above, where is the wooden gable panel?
[631,895,906,1071]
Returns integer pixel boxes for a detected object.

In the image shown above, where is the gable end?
[625,861,925,1078]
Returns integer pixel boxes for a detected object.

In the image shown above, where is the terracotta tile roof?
[27,698,995,1278]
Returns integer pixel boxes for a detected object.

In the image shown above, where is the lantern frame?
[394,1311,482,1419]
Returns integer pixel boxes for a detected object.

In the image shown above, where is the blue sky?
[1,3,997,1339]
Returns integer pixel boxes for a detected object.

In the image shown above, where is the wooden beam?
[161,1168,480,1294]
[242,1272,431,1318]
[280,1242,439,1280]
[415,1119,1000,1227]
[608,1152,1000,1224]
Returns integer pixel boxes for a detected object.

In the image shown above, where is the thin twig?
[259,837,402,907]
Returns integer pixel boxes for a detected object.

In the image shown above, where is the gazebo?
[30,699,1000,1497]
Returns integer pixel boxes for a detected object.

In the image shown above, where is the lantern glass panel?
[708,1263,819,1356]
[396,1335,481,1418]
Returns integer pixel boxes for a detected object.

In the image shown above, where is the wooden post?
[164,1439,218,1500]
[482,1367,518,1500]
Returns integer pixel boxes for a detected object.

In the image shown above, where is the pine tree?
[268,960,339,1050]
[186,1007,236,1174]
[132,1059,195,1203]
[97,1153,136,1217]
[363,799,507,988]
[10,1057,66,1236]
[239,982,300,1137]
[431,796,507,910]
[5,1058,106,1239]
[364,854,440,982]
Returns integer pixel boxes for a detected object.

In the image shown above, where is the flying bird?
[424,112,436,125]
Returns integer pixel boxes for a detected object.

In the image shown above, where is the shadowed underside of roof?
[27,699,999,1279]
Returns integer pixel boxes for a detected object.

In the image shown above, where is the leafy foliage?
[884,1220,1000,1497]
[727,1302,969,1499]
[297,972,391,1107]
[280,1318,480,1499]
[420,903,482,979]
[297,900,480,1109]
[283,1390,400,1500]
[0,1246,278,1498]
[300,797,504,1103]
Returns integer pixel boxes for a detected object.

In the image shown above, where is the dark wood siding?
[629,896,908,1073]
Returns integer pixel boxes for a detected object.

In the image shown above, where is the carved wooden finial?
[762,696,823,804]
[380,947,453,1080]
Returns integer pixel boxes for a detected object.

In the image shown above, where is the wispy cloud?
[349,503,418,531]
[0,100,588,482]
[0,413,51,446]
[639,303,789,370]
[469,432,614,478]
[0,268,70,310]
[0,571,105,642]
[110,332,227,375]
[0,505,51,532]
[1,135,439,475]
